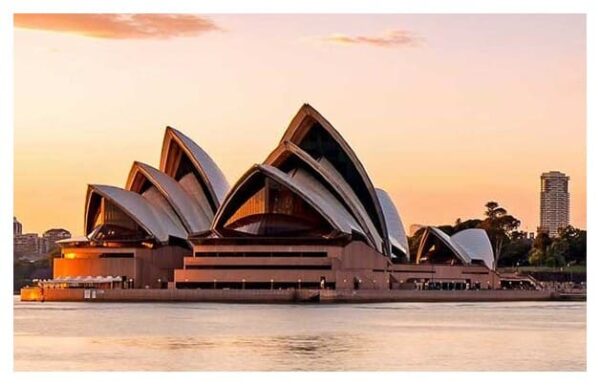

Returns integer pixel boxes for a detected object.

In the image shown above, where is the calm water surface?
[14,297,585,371]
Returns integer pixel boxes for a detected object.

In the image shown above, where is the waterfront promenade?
[20,286,584,303]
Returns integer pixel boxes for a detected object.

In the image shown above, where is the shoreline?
[20,287,586,303]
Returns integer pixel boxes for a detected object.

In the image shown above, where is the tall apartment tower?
[539,171,570,237]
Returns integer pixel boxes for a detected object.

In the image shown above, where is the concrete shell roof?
[125,161,213,234]
[85,184,187,243]
[213,164,365,237]
[160,126,230,209]
[286,167,365,236]
[419,226,472,265]
[451,228,495,269]
[56,236,89,244]
[375,188,410,259]
[278,104,390,254]
[264,141,383,251]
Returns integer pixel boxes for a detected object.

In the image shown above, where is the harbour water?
[14,297,585,371]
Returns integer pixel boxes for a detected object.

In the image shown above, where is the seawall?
[20,287,584,303]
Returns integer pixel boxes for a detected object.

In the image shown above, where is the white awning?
[40,276,123,285]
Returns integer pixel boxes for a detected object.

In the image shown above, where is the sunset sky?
[14,14,586,236]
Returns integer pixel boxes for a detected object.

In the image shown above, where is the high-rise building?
[13,217,22,235]
[13,218,72,259]
[14,233,41,258]
[539,171,570,237]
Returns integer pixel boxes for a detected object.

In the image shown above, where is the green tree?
[533,231,552,251]
[509,230,527,241]
[500,237,532,267]
[528,248,545,266]
[557,226,587,265]
[546,238,568,267]
[13,259,35,293]
[480,201,521,269]
[530,232,552,266]
[453,218,482,233]
[484,201,507,219]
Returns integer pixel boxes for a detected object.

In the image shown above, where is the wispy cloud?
[14,14,221,40]
[320,29,422,48]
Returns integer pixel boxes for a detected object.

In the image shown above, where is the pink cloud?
[321,29,422,48]
[14,14,221,39]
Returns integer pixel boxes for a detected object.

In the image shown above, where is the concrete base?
[20,287,584,303]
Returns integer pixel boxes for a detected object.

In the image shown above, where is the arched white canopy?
[85,184,187,244]
[160,126,230,210]
[416,226,472,266]
[212,164,365,238]
[375,188,410,260]
[416,226,495,270]
[451,228,495,269]
[264,141,383,252]
[126,161,213,234]
[278,104,390,255]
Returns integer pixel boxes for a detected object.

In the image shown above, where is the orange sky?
[14,14,586,236]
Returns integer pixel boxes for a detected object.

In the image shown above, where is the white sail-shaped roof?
[213,164,365,237]
[375,189,409,260]
[416,226,472,265]
[451,229,495,269]
[416,226,495,270]
[279,104,390,255]
[85,184,187,243]
[126,161,213,234]
[317,156,384,251]
[286,167,366,237]
[264,141,383,252]
[160,126,230,209]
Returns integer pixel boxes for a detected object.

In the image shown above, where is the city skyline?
[14,14,586,235]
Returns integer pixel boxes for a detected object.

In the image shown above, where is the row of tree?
[408,202,586,269]
[13,247,59,293]
[528,226,586,267]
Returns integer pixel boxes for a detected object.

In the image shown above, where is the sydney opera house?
[53,104,503,292]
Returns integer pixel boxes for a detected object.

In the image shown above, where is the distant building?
[14,233,41,259]
[42,228,72,254]
[13,217,22,235]
[539,171,570,237]
[13,219,72,259]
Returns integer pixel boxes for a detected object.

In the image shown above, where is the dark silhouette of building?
[13,217,22,235]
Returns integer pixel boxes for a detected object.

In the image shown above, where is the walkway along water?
[20,287,585,303]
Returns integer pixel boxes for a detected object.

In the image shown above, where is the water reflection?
[239,333,363,359]
[14,298,586,371]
